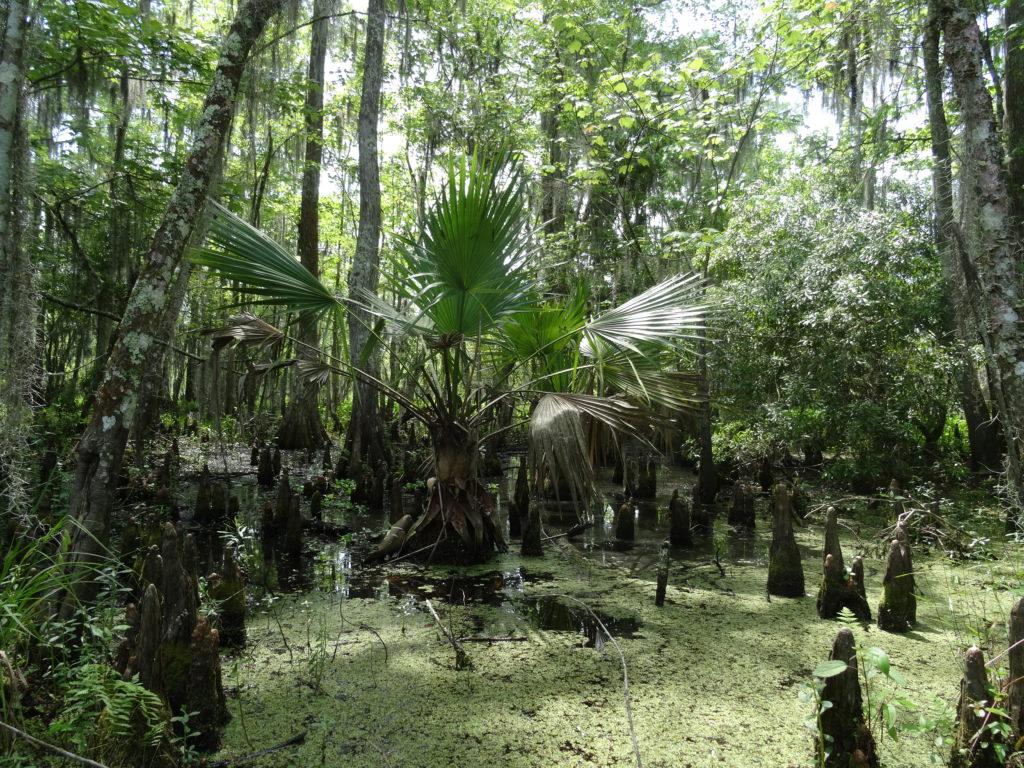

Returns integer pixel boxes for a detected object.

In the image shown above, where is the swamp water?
[169,444,1023,767]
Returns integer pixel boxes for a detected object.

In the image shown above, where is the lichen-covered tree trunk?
[62,0,282,613]
[0,0,35,517]
[1006,0,1024,232]
[941,0,1024,519]
[924,0,1002,473]
[277,0,329,450]
[345,0,388,476]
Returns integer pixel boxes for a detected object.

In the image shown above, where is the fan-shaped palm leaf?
[376,151,539,338]
[191,201,340,319]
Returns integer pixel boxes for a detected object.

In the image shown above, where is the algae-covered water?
[201,458,1024,768]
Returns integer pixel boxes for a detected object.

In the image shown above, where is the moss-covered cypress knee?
[767,483,804,598]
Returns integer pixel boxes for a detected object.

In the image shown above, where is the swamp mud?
[121,441,1023,767]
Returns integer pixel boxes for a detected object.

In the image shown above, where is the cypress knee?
[877,535,915,633]
[257,446,274,487]
[195,463,212,523]
[186,616,229,752]
[615,500,635,541]
[669,488,691,547]
[950,647,1006,768]
[816,627,879,767]
[767,484,804,597]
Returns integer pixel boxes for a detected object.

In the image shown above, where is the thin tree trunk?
[942,0,1024,519]
[277,0,330,450]
[345,0,388,475]
[0,0,34,516]
[1007,0,1024,232]
[924,0,1001,472]
[63,0,282,612]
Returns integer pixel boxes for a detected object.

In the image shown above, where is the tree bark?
[0,0,35,516]
[1007,0,1024,232]
[63,0,282,612]
[942,0,1024,519]
[345,0,388,476]
[277,0,330,450]
[924,0,1002,472]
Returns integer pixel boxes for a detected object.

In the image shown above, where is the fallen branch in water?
[424,599,471,669]
[551,594,644,768]
[456,636,528,643]
[204,731,307,767]
[0,720,112,768]
[542,521,593,541]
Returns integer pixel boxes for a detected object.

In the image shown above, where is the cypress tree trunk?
[1006,0,1024,231]
[941,0,1024,519]
[62,0,283,613]
[277,0,329,450]
[345,0,388,475]
[924,0,1002,472]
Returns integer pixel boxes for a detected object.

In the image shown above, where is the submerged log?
[950,647,1006,768]
[877,534,915,633]
[767,484,804,598]
[186,616,229,752]
[668,488,691,547]
[817,627,879,767]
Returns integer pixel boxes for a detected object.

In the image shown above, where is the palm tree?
[192,151,707,562]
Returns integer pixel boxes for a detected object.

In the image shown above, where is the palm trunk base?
[404,479,505,564]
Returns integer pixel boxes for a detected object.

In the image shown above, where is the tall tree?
[924,0,1001,471]
[63,0,282,611]
[0,0,34,516]
[345,0,388,475]
[277,0,331,450]
[1007,0,1024,231]
[941,0,1024,518]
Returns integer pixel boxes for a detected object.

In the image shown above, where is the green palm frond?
[382,151,539,338]
[581,272,707,357]
[191,201,340,319]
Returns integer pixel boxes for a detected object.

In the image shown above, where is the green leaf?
[618,115,636,129]
[865,647,891,676]
[812,660,849,678]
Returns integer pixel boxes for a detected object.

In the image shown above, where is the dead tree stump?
[284,493,303,557]
[186,616,229,752]
[615,500,635,541]
[877,535,915,633]
[624,458,639,498]
[817,627,879,767]
[728,483,755,528]
[758,457,774,493]
[159,524,198,713]
[509,459,529,540]
[949,647,1006,768]
[655,540,669,606]
[208,548,246,648]
[637,457,657,498]
[669,488,691,547]
[257,446,274,487]
[195,464,212,523]
[767,484,804,597]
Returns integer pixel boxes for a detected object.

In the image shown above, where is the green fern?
[51,663,169,753]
